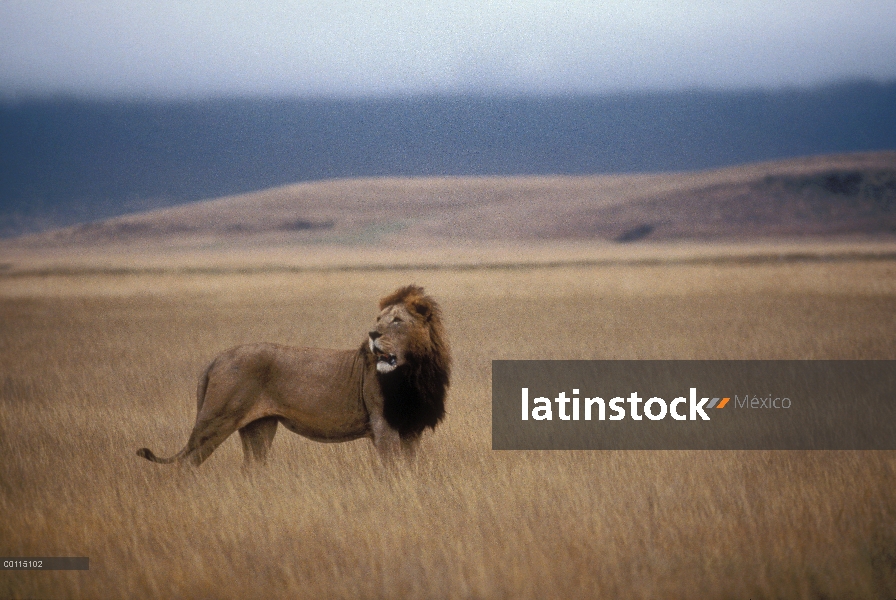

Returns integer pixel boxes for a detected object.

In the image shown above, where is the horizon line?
[2,78,894,104]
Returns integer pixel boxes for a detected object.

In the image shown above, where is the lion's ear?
[410,299,431,319]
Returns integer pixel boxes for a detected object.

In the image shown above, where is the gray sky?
[2,0,895,98]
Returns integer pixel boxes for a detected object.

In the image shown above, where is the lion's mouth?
[370,336,399,372]
[374,349,398,368]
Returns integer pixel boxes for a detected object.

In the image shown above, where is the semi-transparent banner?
[492,361,896,450]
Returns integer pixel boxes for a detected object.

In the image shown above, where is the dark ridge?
[822,171,863,195]
[616,224,655,243]
[767,169,896,203]
[279,219,335,232]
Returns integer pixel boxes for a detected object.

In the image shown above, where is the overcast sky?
[2,0,895,99]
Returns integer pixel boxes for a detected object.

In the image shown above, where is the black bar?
[1,557,89,570]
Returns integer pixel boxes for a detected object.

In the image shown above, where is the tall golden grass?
[2,258,895,598]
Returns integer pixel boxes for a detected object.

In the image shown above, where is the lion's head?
[368,285,446,374]
[368,285,451,437]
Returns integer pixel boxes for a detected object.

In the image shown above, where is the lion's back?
[206,343,368,422]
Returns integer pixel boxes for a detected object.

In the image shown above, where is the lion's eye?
[391,318,402,325]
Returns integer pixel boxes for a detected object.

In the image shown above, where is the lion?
[137,285,450,467]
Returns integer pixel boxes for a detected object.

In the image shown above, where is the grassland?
[1,248,895,599]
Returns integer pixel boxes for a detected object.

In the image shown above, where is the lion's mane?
[375,285,451,438]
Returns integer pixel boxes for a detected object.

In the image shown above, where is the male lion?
[137,285,449,467]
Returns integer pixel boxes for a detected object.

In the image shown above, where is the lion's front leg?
[370,414,403,466]
[400,436,419,462]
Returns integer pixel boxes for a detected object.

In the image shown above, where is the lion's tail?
[136,360,214,465]
[136,447,186,463]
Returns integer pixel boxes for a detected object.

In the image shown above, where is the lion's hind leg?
[176,415,247,467]
[138,415,266,468]
[141,410,244,468]
[239,417,278,465]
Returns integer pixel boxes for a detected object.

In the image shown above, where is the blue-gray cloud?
[2,0,895,98]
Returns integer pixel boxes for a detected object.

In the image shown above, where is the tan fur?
[137,285,450,467]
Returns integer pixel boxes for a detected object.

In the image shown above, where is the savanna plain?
[2,251,896,599]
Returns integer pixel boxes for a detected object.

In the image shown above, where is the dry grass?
[2,255,896,598]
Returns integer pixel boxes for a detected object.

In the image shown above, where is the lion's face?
[369,303,424,374]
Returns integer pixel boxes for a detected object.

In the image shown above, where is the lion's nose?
[369,331,381,341]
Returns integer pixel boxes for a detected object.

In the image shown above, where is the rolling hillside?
[3,83,895,238]
[9,151,894,249]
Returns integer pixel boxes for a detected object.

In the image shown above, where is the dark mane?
[376,285,451,439]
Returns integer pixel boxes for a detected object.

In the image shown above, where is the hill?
[9,151,894,247]
[2,82,895,237]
